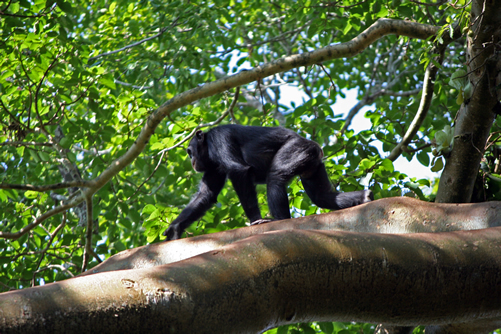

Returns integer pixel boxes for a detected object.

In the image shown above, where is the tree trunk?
[436,0,501,203]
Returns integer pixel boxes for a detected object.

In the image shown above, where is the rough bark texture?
[429,3,501,330]
[2,226,501,333]
[425,319,501,334]
[436,0,501,203]
[79,197,501,276]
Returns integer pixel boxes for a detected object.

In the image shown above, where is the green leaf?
[10,2,20,13]
[379,159,395,173]
[417,151,430,167]
[142,204,157,215]
[431,157,444,172]
[99,74,116,90]
[318,322,334,334]
[146,209,162,222]
[24,191,38,199]
[57,0,72,13]
[38,152,50,162]
[343,20,352,35]
[109,2,117,13]
[449,69,468,90]
[59,137,72,149]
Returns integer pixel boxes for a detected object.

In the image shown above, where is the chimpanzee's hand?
[163,225,181,241]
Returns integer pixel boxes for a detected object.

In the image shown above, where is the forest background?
[2,0,501,333]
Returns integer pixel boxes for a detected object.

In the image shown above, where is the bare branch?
[0,197,83,240]
[114,80,153,90]
[72,147,113,156]
[386,68,436,161]
[126,150,166,201]
[81,194,94,272]
[387,25,462,161]
[33,265,75,278]
[88,23,174,62]
[32,218,67,286]
[409,0,448,6]
[157,86,241,154]
[0,141,52,147]
[0,181,93,192]
[341,88,421,134]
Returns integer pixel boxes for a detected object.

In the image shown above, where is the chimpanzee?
[163,124,373,240]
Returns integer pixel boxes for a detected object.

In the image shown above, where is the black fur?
[164,125,373,240]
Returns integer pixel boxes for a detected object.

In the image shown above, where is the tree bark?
[80,197,501,276]
[3,201,501,333]
[436,0,501,203]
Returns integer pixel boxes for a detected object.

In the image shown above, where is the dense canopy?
[2,0,501,333]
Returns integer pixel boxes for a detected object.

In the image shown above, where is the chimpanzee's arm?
[229,169,262,223]
[164,170,226,240]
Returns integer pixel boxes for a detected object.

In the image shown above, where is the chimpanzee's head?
[186,130,209,172]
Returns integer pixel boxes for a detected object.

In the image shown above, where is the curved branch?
[81,194,94,272]
[80,197,501,275]
[5,19,439,240]
[0,141,52,147]
[386,64,437,161]
[387,26,461,161]
[0,197,83,240]
[341,88,421,134]
[88,23,173,62]
[89,19,439,198]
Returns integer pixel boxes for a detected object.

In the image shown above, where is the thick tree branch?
[80,197,501,276]
[3,224,501,333]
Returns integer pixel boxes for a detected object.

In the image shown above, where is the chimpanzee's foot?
[364,190,374,203]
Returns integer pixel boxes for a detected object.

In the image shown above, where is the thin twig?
[81,193,93,272]
[88,24,173,61]
[157,86,241,155]
[127,150,166,201]
[0,181,93,192]
[0,197,83,240]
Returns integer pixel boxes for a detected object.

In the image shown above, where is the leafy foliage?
[3,0,499,332]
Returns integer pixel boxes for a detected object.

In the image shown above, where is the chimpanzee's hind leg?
[266,138,323,220]
[300,163,373,209]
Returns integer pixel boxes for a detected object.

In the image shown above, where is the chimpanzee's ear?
[195,130,204,140]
